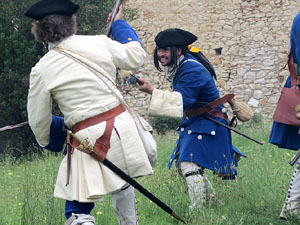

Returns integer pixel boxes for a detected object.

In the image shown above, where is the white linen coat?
[27,34,153,202]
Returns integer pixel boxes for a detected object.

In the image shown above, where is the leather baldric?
[288,52,300,87]
[185,94,234,120]
[65,104,126,186]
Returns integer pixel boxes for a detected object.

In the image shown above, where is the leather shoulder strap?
[288,51,297,88]
[185,94,234,117]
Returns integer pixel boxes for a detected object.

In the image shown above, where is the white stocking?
[180,162,215,209]
[280,160,300,219]
[112,184,138,225]
[65,214,95,225]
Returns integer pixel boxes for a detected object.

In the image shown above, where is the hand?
[137,78,154,95]
[107,4,123,23]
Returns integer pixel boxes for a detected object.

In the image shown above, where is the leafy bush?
[150,117,181,135]
[0,0,137,158]
[248,113,264,128]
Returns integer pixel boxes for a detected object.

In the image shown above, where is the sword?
[0,121,28,133]
[67,131,186,224]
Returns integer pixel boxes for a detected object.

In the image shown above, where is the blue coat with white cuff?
[168,53,245,177]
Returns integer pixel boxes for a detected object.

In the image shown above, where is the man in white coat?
[25,0,153,224]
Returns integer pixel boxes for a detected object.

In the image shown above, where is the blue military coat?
[269,11,300,150]
[168,53,244,176]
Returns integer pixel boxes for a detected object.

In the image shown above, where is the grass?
[0,123,299,225]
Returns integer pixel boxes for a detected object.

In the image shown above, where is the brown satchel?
[273,52,300,127]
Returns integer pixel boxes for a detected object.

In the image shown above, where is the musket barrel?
[105,0,123,36]
[203,115,264,145]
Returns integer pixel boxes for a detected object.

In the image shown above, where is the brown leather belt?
[185,94,234,121]
[65,104,126,186]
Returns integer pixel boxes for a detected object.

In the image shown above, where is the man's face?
[157,47,172,67]
[157,47,182,67]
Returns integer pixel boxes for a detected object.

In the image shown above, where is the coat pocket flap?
[185,120,217,135]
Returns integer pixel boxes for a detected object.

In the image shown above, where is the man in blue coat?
[269,11,300,220]
[138,28,245,209]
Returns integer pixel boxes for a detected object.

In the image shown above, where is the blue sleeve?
[173,62,217,111]
[41,115,67,152]
[112,20,141,45]
[291,11,300,64]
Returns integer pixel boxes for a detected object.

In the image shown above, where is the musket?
[0,121,28,133]
[67,131,186,223]
[202,115,264,145]
[104,0,123,36]
[289,148,300,166]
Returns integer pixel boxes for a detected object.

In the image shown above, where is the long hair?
[189,50,217,80]
[31,14,77,43]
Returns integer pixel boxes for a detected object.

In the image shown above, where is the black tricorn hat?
[24,0,80,20]
[155,28,197,48]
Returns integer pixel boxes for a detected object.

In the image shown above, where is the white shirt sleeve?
[149,88,183,118]
[27,67,52,147]
[106,38,146,71]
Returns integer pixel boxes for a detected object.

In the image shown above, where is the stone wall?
[120,0,299,120]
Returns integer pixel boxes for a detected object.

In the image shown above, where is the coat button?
[180,128,184,132]
[197,135,202,140]
[188,130,192,134]
[211,131,216,135]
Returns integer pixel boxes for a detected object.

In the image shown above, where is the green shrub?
[150,117,181,135]
[0,0,138,158]
[248,113,264,128]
